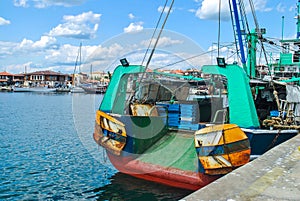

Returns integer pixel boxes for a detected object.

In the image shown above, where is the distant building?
[0,71,14,86]
[13,74,25,85]
[88,71,110,84]
[24,70,72,87]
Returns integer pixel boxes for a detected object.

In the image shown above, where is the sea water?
[0,92,191,200]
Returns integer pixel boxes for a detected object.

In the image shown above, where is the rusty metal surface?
[195,124,250,175]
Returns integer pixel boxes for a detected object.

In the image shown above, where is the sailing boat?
[81,64,108,94]
[70,42,85,93]
[93,0,299,190]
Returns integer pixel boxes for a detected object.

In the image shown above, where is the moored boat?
[70,86,85,93]
[13,86,56,93]
[93,0,300,191]
[55,87,71,93]
[81,84,107,94]
[0,86,13,92]
[93,62,299,190]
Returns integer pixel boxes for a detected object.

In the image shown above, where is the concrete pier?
[182,134,300,201]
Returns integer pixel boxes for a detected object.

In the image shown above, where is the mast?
[297,0,300,39]
[229,0,267,78]
[276,0,300,79]
[230,0,247,70]
[79,42,82,73]
[90,64,93,82]
[247,29,258,78]
[72,42,82,86]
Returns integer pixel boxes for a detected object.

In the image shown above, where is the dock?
[182,134,300,201]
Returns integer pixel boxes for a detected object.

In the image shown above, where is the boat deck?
[138,131,198,172]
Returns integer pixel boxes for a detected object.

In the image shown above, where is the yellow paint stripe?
[96,110,127,137]
[96,110,125,127]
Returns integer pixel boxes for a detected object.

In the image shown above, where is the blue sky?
[0,0,298,74]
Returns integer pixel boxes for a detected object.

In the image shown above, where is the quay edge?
[182,134,300,201]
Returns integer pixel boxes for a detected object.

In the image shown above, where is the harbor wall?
[182,134,300,201]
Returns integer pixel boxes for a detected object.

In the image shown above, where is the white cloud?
[289,6,294,12]
[5,63,31,74]
[34,0,85,8]
[128,13,135,19]
[0,37,123,73]
[18,36,56,50]
[0,36,57,64]
[188,9,196,13]
[45,44,82,64]
[195,0,272,21]
[0,29,207,73]
[0,41,16,57]
[19,38,34,49]
[140,37,183,48]
[13,0,86,8]
[0,17,11,26]
[158,6,173,14]
[14,0,28,7]
[195,0,230,21]
[63,11,101,24]
[48,11,101,39]
[208,44,229,53]
[124,22,144,33]
[276,3,285,13]
[253,0,272,12]
[0,38,57,74]
[42,43,125,73]
[32,36,57,48]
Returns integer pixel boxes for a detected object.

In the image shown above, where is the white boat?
[81,84,107,94]
[0,86,13,91]
[56,87,71,93]
[13,87,56,93]
[70,86,85,93]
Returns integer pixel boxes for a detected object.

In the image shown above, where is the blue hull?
[243,128,298,156]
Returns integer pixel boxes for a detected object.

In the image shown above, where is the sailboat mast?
[79,42,82,73]
[72,43,82,86]
[297,0,300,39]
[90,64,93,81]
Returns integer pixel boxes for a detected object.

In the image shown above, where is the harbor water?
[0,92,192,200]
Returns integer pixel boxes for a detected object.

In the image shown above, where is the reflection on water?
[0,92,193,200]
[90,173,192,201]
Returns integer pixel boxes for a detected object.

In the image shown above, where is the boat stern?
[194,124,250,175]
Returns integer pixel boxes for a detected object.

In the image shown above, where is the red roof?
[0,71,14,76]
[26,70,67,76]
[13,74,25,77]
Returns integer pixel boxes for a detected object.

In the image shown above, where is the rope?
[249,0,269,68]
[154,49,215,70]
[141,0,169,66]
[144,0,174,71]
[217,0,221,57]
[135,0,175,101]
[126,0,174,103]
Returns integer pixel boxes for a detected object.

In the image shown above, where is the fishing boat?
[93,0,300,190]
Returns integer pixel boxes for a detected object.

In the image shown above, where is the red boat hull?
[106,151,220,191]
